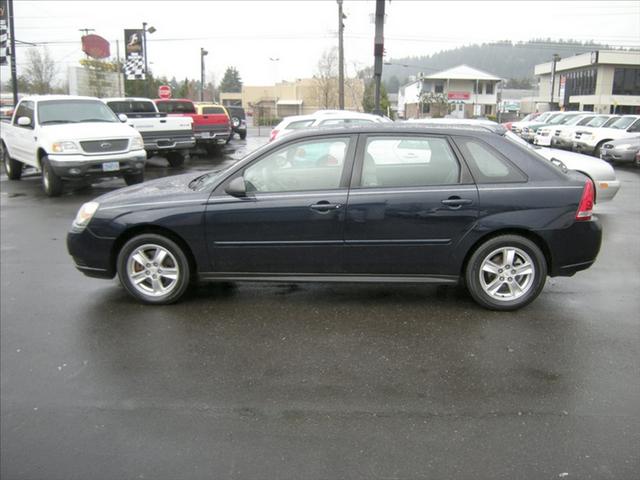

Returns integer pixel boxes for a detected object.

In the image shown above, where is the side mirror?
[225,176,247,197]
[17,116,31,127]
[118,113,128,123]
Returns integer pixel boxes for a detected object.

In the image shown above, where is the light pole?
[269,57,280,116]
[550,53,560,108]
[337,0,346,110]
[200,48,208,102]
[142,22,156,97]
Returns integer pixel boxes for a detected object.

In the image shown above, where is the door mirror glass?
[17,116,32,127]
[118,113,128,123]
[225,176,247,197]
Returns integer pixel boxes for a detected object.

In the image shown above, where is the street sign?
[158,85,171,99]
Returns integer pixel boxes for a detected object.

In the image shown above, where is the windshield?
[545,113,565,124]
[587,116,612,127]
[565,115,588,126]
[38,100,118,125]
[536,112,553,122]
[608,116,638,130]
[202,106,227,115]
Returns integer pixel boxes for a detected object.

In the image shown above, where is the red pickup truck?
[154,99,231,153]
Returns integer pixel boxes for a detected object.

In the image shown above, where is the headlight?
[72,201,99,231]
[130,136,144,150]
[52,141,79,153]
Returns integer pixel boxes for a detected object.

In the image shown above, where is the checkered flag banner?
[124,53,145,80]
[0,0,8,66]
[123,29,146,80]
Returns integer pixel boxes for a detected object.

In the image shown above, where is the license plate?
[102,161,120,172]
[200,132,211,139]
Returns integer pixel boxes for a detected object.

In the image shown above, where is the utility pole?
[7,0,18,105]
[142,22,156,97]
[372,0,385,115]
[200,48,208,102]
[550,53,560,108]
[337,0,345,110]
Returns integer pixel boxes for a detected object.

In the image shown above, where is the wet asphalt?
[1,129,639,480]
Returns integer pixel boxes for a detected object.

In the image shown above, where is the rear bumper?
[67,227,116,279]
[543,218,602,277]
[144,137,195,151]
[48,150,147,179]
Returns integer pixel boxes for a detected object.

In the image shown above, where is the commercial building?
[534,50,640,114]
[398,65,501,119]
[220,77,364,119]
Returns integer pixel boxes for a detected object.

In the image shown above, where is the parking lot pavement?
[1,142,639,479]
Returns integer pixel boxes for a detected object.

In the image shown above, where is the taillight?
[576,179,595,221]
[269,129,279,142]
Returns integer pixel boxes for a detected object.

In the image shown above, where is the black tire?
[166,151,185,168]
[2,144,23,180]
[41,156,63,197]
[123,171,144,186]
[204,144,221,156]
[593,140,609,158]
[239,131,247,140]
[117,233,191,305]
[465,235,547,311]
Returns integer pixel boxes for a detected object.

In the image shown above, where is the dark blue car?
[67,124,601,310]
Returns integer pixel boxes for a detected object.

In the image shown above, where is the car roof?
[281,111,386,125]
[22,95,101,102]
[102,97,153,102]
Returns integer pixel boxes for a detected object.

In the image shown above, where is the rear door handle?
[441,197,473,207]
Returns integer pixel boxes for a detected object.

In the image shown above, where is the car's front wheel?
[166,151,185,168]
[123,171,144,185]
[41,157,63,197]
[117,234,191,304]
[465,235,547,311]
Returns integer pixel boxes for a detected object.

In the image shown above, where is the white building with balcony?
[398,65,501,119]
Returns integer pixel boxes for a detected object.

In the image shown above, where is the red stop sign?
[158,85,172,99]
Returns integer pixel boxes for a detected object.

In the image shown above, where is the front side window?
[361,136,460,188]
[609,116,637,130]
[244,137,350,193]
[456,137,527,183]
[13,101,34,127]
[627,119,640,133]
[38,100,117,125]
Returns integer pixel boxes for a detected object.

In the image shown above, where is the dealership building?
[398,65,501,119]
[534,49,640,114]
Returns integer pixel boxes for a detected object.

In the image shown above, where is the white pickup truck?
[1,95,147,196]
[102,97,195,167]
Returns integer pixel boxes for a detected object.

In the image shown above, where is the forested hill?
[382,40,622,90]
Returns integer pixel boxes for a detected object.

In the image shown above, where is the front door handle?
[309,201,342,213]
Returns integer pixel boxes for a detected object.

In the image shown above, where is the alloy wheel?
[126,244,180,297]
[478,246,535,302]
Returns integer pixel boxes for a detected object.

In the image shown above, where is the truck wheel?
[204,144,221,156]
[2,146,23,180]
[166,152,185,168]
[124,171,144,185]
[41,157,63,197]
[239,131,247,140]
[465,235,547,311]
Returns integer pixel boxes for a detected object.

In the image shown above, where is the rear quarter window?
[455,137,527,183]
[286,120,315,130]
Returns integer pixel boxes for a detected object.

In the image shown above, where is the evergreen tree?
[219,67,243,93]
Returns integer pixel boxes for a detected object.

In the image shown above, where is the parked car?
[530,112,582,145]
[270,111,391,142]
[511,111,557,136]
[225,106,247,140]
[600,136,640,165]
[504,112,540,132]
[574,115,640,156]
[1,95,146,196]
[409,118,620,202]
[520,112,566,142]
[103,97,195,167]
[68,123,601,311]
[552,115,618,150]
[535,113,596,147]
[155,99,231,154]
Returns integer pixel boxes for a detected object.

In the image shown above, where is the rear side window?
[286,120,314,130]
[202,107,226,115]
[107,101,156,114]
[361,136,460,187]
[456,137,527,183]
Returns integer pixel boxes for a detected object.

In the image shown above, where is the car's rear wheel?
[465,235,547,311]
[239,131,247,140]
[166,151,185,168]
[2,145,23,180]
[41,157,63,197]
[117,234,190,304]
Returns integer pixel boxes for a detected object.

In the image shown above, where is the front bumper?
[573,141,596,155]
[593,179,620,202]
[534,135,552,146]
[600,148,638,163]
[551,136,573,149]
[67,227,117,279]
[48,150,147,179]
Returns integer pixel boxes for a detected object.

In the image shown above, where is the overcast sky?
[3,1,640,87]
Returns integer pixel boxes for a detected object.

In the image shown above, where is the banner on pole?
[0,0,8,66]
[123,29,145,80]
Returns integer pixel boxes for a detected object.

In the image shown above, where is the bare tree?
[24,47,57,94]
[315,47,338,109]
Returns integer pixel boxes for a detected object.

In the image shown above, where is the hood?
[536,147,616,180]
[605,136,640,147]
[94,171,204,207]
[41,122,139,141]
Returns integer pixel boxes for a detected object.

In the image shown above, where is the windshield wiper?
[77,119,115,123]
[40,120,77,125]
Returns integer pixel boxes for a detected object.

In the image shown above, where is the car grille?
[194,124,229,133]
[555,130,561,136]
[80,139,129,153]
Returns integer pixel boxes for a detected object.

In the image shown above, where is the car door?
[343,133,479,276]
[204,134,356,274]
[9,101,37,163]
